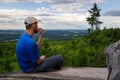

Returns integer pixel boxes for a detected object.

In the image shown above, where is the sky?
[0,0,120,30]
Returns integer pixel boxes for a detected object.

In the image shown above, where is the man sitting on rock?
[16,16,64,73]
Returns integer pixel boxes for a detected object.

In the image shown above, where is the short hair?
[24,22,33,30]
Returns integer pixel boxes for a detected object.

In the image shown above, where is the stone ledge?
[0,67,108,80]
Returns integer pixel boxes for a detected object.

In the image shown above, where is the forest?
[1,28,120,73]
[0,30,87,41]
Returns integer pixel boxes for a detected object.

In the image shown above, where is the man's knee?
[56,55,64,64]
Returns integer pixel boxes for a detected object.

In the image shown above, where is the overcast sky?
[0,0,120,30]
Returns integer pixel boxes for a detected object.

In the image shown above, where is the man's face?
[32,22,38,33]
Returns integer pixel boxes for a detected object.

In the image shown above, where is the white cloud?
[1,7,120,30]
[99,16,120,29]
[52,13,88,22]
[0,7,90,29]
[36,7,51,14]
[1,0,120,30]
[0,0,29,3]
[0,0,52,3]
[0,7,52,24]
[51,3,84,13]
[0,0,105,3]
[0,24,25,29]
[105,16,120,24]
[0,0,105,13]
[50,0,105,13]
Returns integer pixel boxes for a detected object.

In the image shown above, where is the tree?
[87,3,103,32]
[86,3,103,64]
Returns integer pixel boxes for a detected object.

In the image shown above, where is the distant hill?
[0,30,87,41]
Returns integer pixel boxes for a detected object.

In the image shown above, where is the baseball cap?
[24,16,40,26]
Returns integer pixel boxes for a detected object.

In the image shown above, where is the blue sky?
[0,0,120,30]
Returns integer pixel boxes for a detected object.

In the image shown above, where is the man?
[16,16,64,73]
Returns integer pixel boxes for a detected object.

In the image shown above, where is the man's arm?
[37,28,44,50]
[36,28,45,64]
[36,55,45,64]
[37,36,43,50]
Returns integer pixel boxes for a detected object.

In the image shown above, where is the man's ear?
[26,24,32,30]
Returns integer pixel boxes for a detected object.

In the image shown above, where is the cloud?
[0,9,29,24]
[0,8,90,29]
[99,15,120,29]
[101,16,120,24]
[50,0,105,13]
[0,7,52,23]
[0,0,51,3]
[104,10,120,16]
[51,3,85,13]
[36,7,51,14]
[0,0,105,13]
[0,8,89,22]
[39,12,90,29]
[0,0,105,3]
[2,0,120,30]
[41,21,89,30]
[0,0,29,3]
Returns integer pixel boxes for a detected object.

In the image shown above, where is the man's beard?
[34,29,38,33]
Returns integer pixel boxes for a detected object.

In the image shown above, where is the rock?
[0,67,107,80]
[104,40,120,80]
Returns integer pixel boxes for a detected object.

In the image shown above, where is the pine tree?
[86,3,103,64]
[87,3,103,32]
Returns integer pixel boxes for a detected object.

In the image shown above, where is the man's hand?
[37,28,44,50]
[38,28,44,37]
[36,55,46,64]
[40,55,45,61]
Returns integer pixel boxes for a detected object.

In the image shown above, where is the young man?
[16,17,64,73]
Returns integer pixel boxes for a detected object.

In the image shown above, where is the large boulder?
[104,40,120,80]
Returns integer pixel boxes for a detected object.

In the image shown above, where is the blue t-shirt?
[16,33,40,73]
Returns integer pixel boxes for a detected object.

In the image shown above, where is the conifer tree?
[86,3,103,63]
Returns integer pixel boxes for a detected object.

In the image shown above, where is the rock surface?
[0,67,107,80]
[104,40,120,80]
